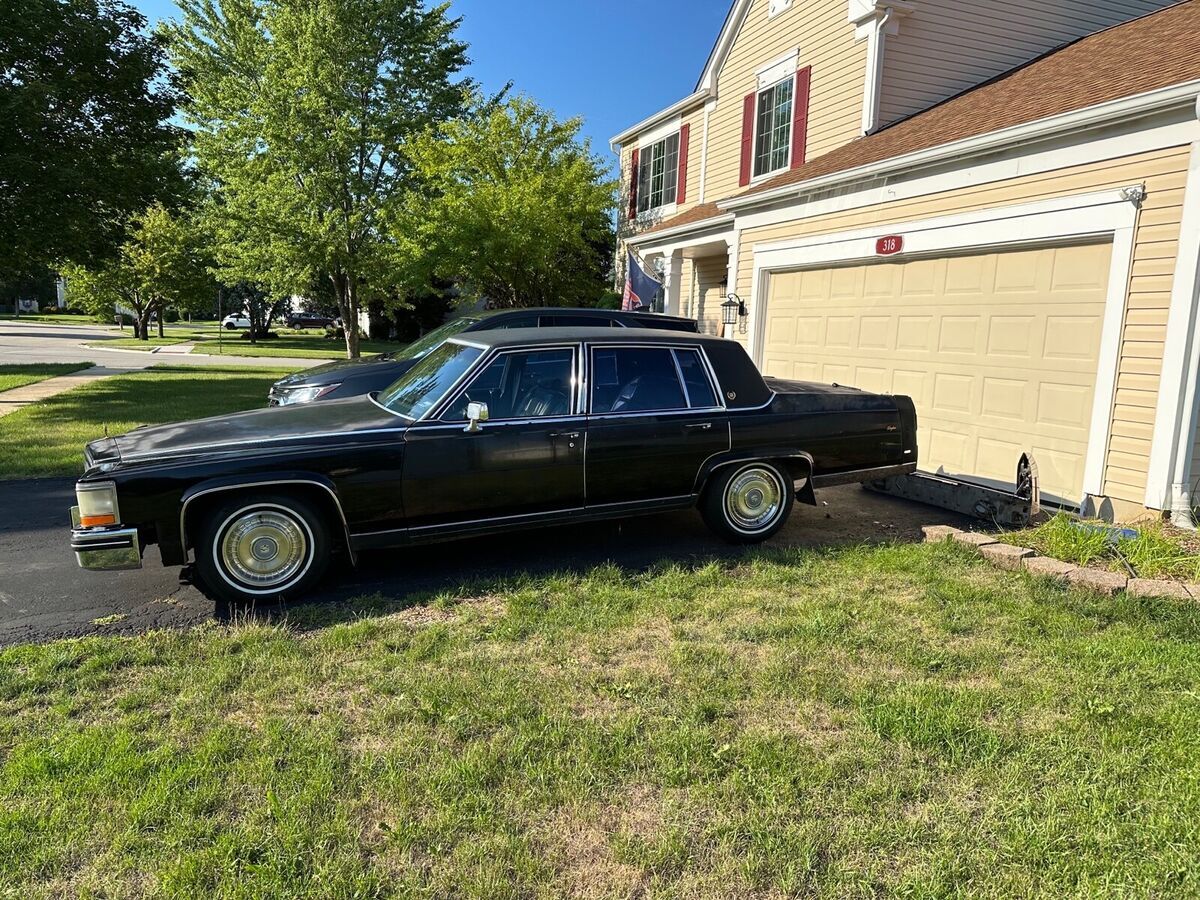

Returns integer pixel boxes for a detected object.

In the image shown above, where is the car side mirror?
[464,401,489,433]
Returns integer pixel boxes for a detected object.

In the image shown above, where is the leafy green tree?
[168,0,473,358]
[0,0,180,276]
[221,281,286,342]
[396,96,617,308]
[63,204,212,339]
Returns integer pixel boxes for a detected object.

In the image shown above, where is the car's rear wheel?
[701,462,794,544]
[194,494,331,604]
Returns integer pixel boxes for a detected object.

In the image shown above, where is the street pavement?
[0,319,321,370]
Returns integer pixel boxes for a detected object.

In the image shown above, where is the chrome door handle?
[684,423,713,431]
[549,432,581,440]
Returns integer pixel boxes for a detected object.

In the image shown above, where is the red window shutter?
[790,66,812,170]
[739,92,756,187]
[676,124,691,203]
[628,148,640,220]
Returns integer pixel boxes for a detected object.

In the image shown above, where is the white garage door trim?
[745,187,1141,501]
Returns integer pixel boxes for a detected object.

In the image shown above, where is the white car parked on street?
[221,314,251,330]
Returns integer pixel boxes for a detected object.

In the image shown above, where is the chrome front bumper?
[69,506,143,571]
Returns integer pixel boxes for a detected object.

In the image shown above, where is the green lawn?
[192,335,395,359]
[0,365,297,479]
[0,363,92,395]
[89,329,395,360]
[1,541,1198,896]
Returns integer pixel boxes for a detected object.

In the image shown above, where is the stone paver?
[1023,556,1079,579]
[922,525,963,543]
[952,531,998,548]
[1065,567,1128,596]
[980,543,1035,571]
[1127,578,1199,600]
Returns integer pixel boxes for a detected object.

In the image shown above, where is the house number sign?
[875,235,904,256]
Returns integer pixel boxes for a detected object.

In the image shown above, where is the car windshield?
[382,317,480,362]
[376,340,482,419]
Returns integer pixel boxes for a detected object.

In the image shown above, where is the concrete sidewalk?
[0,366,122,418]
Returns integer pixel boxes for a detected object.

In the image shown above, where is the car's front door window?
[442,348,576,422]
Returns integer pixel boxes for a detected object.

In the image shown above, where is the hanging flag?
[623,251,662,311]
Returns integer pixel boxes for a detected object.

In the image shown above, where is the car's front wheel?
[224,321,237,330]
[701,462,794,544]
[194,494,331,604]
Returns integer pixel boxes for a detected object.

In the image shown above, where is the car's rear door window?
[674,348,719,409]
[591,348,689,414]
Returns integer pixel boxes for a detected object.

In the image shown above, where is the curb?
[921,525,1200,600]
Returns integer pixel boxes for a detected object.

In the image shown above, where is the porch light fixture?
[722,293,747,326]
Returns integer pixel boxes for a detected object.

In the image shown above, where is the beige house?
[613,0,1200,523]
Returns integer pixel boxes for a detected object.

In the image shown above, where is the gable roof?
[643,0,1200,234]
[695,0,752,93]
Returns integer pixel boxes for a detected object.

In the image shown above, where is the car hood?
[274,354,411,388]
[98,395,406,465]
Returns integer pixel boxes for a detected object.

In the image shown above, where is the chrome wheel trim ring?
[217,505,313,592]
[724,466,785,534]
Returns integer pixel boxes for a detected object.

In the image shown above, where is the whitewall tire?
[701,462,794,544]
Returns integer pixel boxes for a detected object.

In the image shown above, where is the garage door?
[761,242,1112,503]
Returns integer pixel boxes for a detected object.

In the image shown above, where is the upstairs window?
[637,132,680,214]
[754,75,794,178]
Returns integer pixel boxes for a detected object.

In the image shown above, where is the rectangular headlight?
[277,383,341,406]
[76,481,120,528]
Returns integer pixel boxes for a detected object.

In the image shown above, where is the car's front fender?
[173,472,353,565]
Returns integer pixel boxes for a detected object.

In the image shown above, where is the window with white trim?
[637,132,680,214]
[753,75,794,178]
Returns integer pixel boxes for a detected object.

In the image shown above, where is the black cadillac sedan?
[70,328,918,605]
[268,307,699,406]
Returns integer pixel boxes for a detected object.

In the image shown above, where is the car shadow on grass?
[204,489,967,632]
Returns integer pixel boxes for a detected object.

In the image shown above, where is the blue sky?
[129,0,733,170]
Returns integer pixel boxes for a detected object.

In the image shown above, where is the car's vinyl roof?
[450,326,727,349]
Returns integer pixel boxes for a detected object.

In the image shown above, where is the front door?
[401,345,585,531]
[585,344,730,506]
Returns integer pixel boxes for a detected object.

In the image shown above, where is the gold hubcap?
[726,467,783,532]
[220,510,309,589]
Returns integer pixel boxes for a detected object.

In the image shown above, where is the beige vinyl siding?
[879,0,1177,127]
[690,256,730,336]
[735,144,1191,510]
[703,0,866,204]
[677,258,694,318]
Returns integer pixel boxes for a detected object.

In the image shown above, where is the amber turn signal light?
[79,513,118,527]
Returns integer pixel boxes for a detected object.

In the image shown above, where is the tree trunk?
[157,314,164,338]
[136,308,152,341]
[331,271,361,359]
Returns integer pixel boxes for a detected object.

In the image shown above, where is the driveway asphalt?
[0,319,320,370]
[0,478,970,646]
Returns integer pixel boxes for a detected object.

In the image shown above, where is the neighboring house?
[613,0,1200,524]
